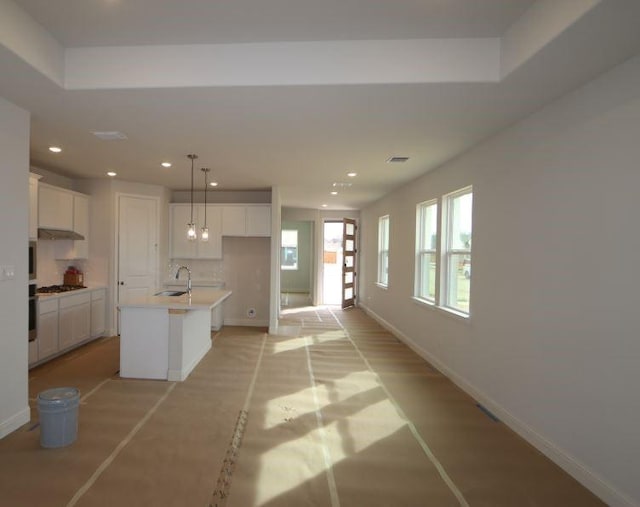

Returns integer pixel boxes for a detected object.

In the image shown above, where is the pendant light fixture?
[200,167,210,241]
[186,154,198,241]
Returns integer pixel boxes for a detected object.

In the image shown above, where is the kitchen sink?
[154,290,187,297]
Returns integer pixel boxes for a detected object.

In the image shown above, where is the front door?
[342,218,357,308]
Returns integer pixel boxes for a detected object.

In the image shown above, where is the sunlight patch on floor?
[255,399,408,505]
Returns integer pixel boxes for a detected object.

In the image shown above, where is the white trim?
[225,317,269,327]
[0,406,30,439]
[358,302,636,507]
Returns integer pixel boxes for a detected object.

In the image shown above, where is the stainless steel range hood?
[38,228,85,240]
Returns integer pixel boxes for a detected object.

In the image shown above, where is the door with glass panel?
[342,218,357,308]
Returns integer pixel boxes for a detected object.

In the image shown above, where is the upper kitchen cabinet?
[29,173,42,240]
[170,204,222,259]
[222,204,271,237]
[37,183,90,259]
[55,194,89,259]
[38,183,74,231]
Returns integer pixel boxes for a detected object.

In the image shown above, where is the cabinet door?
[39,184,73,230]
[55,194,90,260]
[74,303,91,344]
[73,195,89,258]
[29,176,38,240]
[170,204,198,258]
[246,205,271,237]
[222,206,246,236]
[38,311,59,360]
[91,292,106,338]
[59,306,75,350]
[197,205,222,259]
[59,303,90,349]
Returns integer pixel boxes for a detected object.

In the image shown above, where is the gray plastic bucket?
[37,387,80,448]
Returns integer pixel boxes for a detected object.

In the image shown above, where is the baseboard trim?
[0,406,30,439]
[224,318,269,328]
[358,302,635,507]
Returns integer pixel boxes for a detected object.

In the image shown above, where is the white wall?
[0,97,30,438]
[359,55,640,506]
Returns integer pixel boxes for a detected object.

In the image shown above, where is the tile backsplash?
[36,240,88,286]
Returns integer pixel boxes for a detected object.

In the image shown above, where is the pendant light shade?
[201,167,210,242]
[187,154,198,241]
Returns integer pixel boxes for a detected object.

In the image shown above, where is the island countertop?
[118,288,232,311]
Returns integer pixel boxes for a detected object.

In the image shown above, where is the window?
[281,229,298,270]
[415,200,438,302]
[442,187,472,314]
[377,215,389,286]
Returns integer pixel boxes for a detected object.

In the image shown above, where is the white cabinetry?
[170,204,222,259]
[91,288,106,338]
[55,194,89,259]
[59,292,91,351]
[39,183,73,230]
[29,173,41,240]
[222,204,271,237]
[38,298,59,361]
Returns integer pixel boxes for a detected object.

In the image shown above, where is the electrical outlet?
[247,308,256,318]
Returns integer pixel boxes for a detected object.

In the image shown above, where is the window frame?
[414,199,439,304]
[281,229,299,271]
[377,215,390,287]
[440,186,473,315]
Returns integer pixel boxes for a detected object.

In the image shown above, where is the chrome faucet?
[175,266,192,296]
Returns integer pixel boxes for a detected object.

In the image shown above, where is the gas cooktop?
[37,285,87,294]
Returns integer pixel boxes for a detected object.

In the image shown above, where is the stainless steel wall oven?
[29,284,37,342]
[29,241,36,280]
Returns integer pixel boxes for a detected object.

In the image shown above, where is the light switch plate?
[0,265,15,281]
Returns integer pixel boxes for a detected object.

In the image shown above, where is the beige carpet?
[0,307,604,506]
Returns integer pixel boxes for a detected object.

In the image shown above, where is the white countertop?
[163,279,225,288]
[118,288,232,311]
[36,286,106,299]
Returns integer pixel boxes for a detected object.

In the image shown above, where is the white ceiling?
[1,0,640,210]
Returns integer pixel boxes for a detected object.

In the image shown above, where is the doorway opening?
[323,221,343,305]
[280,220,313,309]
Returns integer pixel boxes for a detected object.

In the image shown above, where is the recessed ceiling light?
[161,162,172,168]
[330,191,338,195]
[386,156,410,163]
[347,172,357,177]
[49,146,62,153]
[332,182,352,188]
[107,171,117,177]
[209,181,219,187]
[321,204,328,208]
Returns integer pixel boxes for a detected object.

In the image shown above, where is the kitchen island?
[118,288,232,381]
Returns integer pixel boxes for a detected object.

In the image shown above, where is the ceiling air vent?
[91,131,127,141]
[386,156,410,163]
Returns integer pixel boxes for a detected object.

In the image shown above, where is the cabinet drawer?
[59,292,91,309]
[38,298,59,315]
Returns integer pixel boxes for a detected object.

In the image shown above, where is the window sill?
[375,282,388,290]
[411,297,470,324]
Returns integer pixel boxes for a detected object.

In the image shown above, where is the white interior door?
[118,195,159,306]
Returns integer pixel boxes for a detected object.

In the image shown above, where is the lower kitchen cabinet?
[91,288,106,338]
[33,288,107,367]
[38,298,59,361]
[59,292,91,351]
